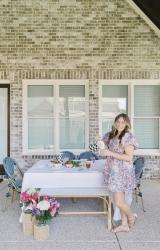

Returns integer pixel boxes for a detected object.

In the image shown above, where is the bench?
[39,187,112,231]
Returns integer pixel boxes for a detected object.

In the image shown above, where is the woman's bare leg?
[112,192,134,232]
[114,192,133,219]
[121,212,128,226]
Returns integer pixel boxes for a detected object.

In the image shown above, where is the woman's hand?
[99,149,113,157]
[104,149,113,157]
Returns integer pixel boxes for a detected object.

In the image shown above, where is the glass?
[85,161,92,169]
[134,85,160,117]
[28,85,54,117]
[59,85,86,149]
[102,118,114,136]
[28,118,54,149]
[59,85,85,118]
[102,85,128,116]
[90,156,96,167]
[60,117,85,149]
[102,98,127,117]
[134,118,159,149]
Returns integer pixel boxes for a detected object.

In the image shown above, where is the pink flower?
[20,192,31,202]
[32,192,38,201]
[42,195,49,200]
[50,207,56,217]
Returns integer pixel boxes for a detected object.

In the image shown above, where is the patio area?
[0,179,160,250]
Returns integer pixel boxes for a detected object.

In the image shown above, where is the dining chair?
[134,157,145,212]
[78,151,99,160]
[3,157,22,209]
[60,151,76,160]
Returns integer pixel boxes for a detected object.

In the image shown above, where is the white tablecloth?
[21,160,106,192]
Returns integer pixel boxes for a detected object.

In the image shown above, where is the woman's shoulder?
[103,131,111,140]
[102,131,111,144]
[122,131,138,149]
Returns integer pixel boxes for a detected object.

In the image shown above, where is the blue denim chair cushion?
[60,151,76,160]
[78,151,99,160]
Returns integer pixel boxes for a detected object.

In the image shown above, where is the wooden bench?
[39,187,112,231]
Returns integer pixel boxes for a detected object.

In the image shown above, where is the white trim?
[126,0,160,38]
[135,149,160,156]
[85,83,89,150]
[22,81,28,155]
[0,81,10,84]
[22,79,89,155]
[23,79,86,85]
[100,79,160,85]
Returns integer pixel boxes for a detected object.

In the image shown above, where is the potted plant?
[32,195,60,240]
[20,188,39,236]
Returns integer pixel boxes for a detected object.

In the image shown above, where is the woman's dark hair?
[108,113,131,144]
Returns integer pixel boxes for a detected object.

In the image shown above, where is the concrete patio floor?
[0,179,160,250]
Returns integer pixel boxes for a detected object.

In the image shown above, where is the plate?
[65,163,73,168]
[52,163,62,168]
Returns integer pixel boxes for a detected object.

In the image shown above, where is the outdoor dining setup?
[2,140,145,240]
[3,145,113,240]
[20,152,112,240]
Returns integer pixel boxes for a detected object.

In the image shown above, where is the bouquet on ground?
[32,195,60,226]
[20,188,39,213]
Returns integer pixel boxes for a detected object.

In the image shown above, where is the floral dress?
[103,132,138,194]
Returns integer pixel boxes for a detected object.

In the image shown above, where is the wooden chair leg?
[138,187,146,212]
[2,186,11,211]
[135,188,138,203]
[71,198,78,203]
[11,188,15,203]
[108,197,112,231]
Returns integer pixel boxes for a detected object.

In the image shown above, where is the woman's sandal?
[112,224,130,233]
[128,213,138,228]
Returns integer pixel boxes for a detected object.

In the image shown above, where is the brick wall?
[0,0,159,177]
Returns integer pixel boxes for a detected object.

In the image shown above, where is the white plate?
[52,163,62,168]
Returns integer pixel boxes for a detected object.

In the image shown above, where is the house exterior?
[0,0,159,178]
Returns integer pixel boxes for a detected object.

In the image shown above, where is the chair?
[134,157,145,212]
[78,151,99,160]
[3,157,22,207]
[60,151,76,160]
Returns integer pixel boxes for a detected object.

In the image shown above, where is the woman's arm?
[102,145,134,162]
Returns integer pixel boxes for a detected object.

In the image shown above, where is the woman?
[101,113,138,232]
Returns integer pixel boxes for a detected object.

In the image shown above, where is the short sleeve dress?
[103,132,138,194]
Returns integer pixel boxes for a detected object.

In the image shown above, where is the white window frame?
[100,80,160,156]
[23,80,89,155]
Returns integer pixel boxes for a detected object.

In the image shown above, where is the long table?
[21,160,112,230]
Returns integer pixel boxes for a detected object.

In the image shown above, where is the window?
[100,81,160,153]
[23,80,88,154]
[101,84,128,135]
[134,85,160,149]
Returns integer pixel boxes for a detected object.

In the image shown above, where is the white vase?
[23,213,34,236]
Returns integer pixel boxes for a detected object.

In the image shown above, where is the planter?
[23,213,34,236]
[34,223,49,240]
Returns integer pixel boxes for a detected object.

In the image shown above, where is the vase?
[23,213,34,236]
[34,223,49,240]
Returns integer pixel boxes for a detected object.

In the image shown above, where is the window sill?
[134,149,160,156]
[22,149,87,156]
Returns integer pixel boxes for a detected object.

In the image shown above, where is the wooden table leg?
[108,197,112,231]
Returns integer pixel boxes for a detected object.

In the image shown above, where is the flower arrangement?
[89,135,105,153]
[32,195,60,226]
[20,188,39,213]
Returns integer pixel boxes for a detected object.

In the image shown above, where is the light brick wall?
[0,0,159,177]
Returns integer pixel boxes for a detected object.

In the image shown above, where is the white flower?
[97,140,105,149]
[37,200,50,210]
